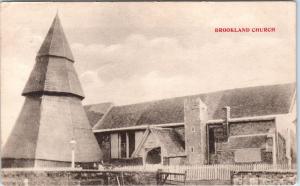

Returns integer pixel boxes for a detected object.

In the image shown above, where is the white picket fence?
[111,164,292,180]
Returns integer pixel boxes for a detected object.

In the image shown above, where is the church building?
[87,83,296,166]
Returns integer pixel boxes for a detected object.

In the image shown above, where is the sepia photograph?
[1,2,296,185]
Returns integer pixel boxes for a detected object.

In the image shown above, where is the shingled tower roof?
[37,14,74,61]
[2,15,102,167]
[22,14,84,99]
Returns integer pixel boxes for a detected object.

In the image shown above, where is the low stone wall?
[232,170,296,185]
[2,158,96,169]
[2,169,77,186]
[1,168,157,185]
[2,158,35,168]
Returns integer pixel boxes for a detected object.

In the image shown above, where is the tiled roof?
[91,83,295,130]
[84,103,113,127]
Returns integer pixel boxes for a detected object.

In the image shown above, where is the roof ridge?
[33,96,51,161]
[47,15,57,58]
[92,104,114,130]
[92,82,296,108]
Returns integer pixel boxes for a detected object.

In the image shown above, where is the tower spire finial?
[36,13,74,62]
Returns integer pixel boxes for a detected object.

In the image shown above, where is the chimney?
[184,97,208,165]
[222,106,231,137]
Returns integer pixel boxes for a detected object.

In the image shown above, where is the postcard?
[1,2,296,185]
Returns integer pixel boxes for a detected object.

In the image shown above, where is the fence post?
[24,178,29,186]
[156,169,162,185]
[121,172,125,185]
[104,172,109,185]
[214,166,218,180]
[183,170,187,184]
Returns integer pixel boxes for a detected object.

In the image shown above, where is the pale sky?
[1,2,296,144]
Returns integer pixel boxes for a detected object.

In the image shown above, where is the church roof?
[90,83,295,130]
[37,14,74,61]
[22,15,84,99]
[84,103,113,127]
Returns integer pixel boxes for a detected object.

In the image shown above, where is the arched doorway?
[146,147,161,164]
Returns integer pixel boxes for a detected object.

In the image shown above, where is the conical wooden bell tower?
[2,14,102,168]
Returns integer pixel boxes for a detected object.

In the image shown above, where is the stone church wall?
[209,119,277,164]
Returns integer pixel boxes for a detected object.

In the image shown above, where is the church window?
[119,132,126,158]
[128,131,135,156]
[209,127,216,154]
[111,131,135,159]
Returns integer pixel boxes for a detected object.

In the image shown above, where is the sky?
[1,2,296,144]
